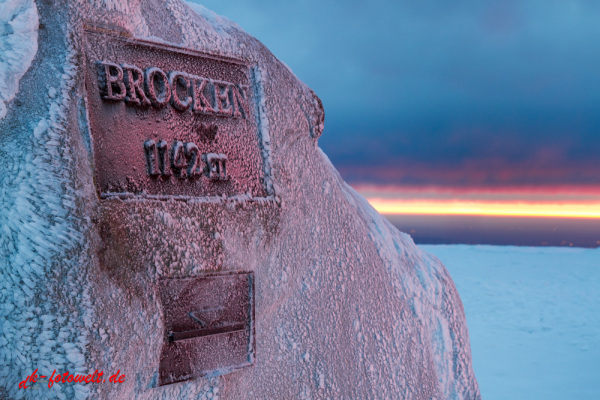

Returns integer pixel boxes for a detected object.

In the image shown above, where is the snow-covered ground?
[421,245,600,400]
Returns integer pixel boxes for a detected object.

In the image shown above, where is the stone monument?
[0,0,480,398]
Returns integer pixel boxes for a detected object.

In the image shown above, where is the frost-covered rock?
[0,0,480,399]
[0,0,39,120]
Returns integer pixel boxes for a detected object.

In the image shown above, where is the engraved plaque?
[83,29,270,200]
[158,272,255,385]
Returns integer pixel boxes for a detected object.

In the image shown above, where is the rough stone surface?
[0,0,480,399]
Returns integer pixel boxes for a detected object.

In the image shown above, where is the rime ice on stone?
[0,1,480,399]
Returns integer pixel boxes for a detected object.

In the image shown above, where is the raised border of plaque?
[82,26,275,203]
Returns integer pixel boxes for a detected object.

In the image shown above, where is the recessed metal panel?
[157,272,255,386]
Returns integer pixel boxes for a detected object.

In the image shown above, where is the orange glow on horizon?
[366,198,600,219]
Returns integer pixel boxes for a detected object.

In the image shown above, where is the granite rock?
[0,1,480,398]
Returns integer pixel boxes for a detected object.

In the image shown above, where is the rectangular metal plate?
[83,29,269,200]
[157,272,255,386]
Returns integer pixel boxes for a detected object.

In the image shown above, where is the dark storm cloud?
[194,0,600,186]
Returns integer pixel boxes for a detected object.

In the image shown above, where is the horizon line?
[366,198,600,219]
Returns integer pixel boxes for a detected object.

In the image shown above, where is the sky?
[192,0,600,220]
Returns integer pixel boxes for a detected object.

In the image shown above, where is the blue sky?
[192,0,600,188]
